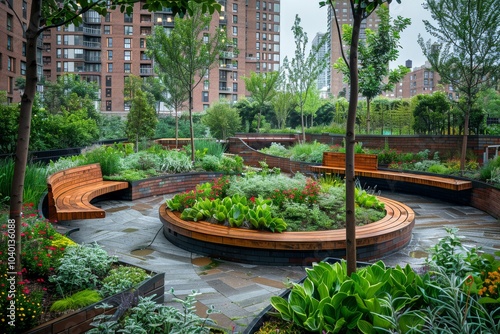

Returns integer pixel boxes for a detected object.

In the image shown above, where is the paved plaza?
[58,191,500,333]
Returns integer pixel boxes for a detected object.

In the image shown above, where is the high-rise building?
[312,32,329,92]
[0,0,280,114]
[327,2,383,98]
[0,0,43,104]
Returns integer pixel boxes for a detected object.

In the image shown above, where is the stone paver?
[58,191,500,333]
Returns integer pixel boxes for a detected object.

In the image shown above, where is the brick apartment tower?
[327,2,383,98]
[0,0,280,115]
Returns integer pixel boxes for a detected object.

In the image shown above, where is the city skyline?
[281,1,432,69]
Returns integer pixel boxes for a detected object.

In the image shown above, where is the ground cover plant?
[46,140,243,182]
[0,205,152,333]
[165,171,386,232]
[255,228,500,333]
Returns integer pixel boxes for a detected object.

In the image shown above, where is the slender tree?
[9,0,220,275]
[283,15,329,142]
[322,0,402,274]
[202,99,241,140]
[243,71,281,133]
[272,91,296,129]
[126,90,158,152]
[334,5,410,133]
[418,0,500,171]
[159,73,188,148]
[146,4,227,162]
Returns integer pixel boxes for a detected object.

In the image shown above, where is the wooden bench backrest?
[323,152,378,170]
[47,163,104,198]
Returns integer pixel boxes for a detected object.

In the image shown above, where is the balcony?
[140,68,154,75]
[219,87,232,92]
[84,56,101,63]
[219,63,234,70]
[83,27,101,36]
[220,51,235,59]
[83,41,101,49]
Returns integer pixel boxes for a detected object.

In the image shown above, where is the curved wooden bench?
[47,163,129,221]
[160,196,415,265]
[311,152,472,191]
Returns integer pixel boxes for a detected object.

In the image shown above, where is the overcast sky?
[280,1,433,69]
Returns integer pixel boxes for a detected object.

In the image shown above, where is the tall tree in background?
[126,90,158,152]
[272,91,296,129]
[9,0,219,275]
[283,15,329,142]
[202,99,241,140]
[323,0,402,274]
[418,0,500,171]
[146,4,227,162]
[159,73,188,148]
[243,71,281,133]
[334,5,410,133]
[302,86,323,127]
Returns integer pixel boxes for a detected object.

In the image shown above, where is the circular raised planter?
[160,196,415,266]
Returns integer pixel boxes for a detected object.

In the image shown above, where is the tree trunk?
[10,0,42,275]
[257,106,262,133]
[460,104,471,174]
[301,106,306,142]
[189,90,195,162]
[366,96,371,134]
[345,8,363,276]
[175,107,179,149]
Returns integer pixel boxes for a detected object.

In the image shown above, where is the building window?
[203,33,209,43]
[124,13,133,23]
[107,63,113,72]
[256,32,260,40]
[107,37,113,47]
[140,38,146,48]
[232,15,238,23]
[22,42,26,56]
[263,13,267,20]
[105,13,111,22]
[202,91,209,102]
[263,33,267,40]
[104,25,111,34]
[7,57,14,72]
[232,26,238,36]
[124,63,131,73]
[232,71,238,81]
[256,12,260,20]
[124,50,131,60]
[124,101,131,111]
[108,50,113,60]
[233,38,238,46]
[8,77,13,94]
[256,22,260,30]
[204,80,209,90]
[106,76,112,87]
[106,88,112,97]
[232,3,238,12]
[124,38,131,48]
[256,1,260,10]
[263,1,266,10]
[256,42,260,50]
[22,1,28,19]
[7,36,13,51]
[232,83,238,92]
[7,14,13,31]
[106,100,112,111]
[124,25,133,35]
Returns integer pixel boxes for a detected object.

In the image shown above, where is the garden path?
[58,192,500,333]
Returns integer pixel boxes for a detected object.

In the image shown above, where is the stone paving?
[58,191,500,333]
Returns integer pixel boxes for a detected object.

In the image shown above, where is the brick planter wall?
[119,172,224,200]
[26,272,165,334]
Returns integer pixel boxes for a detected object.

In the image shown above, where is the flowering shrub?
[268,178,320,208]
[478,268,500,299]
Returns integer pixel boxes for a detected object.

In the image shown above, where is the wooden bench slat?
[47,163,129,221]
[312,152,472,191]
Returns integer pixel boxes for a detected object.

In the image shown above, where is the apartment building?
[388,61,458,100]
[312,32,329,92]
[0,0,280,114]
[0,0,44,103]
[327,2,383,98]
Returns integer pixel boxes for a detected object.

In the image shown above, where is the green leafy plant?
[49,243,117,295]
[50,289,102,312]
[270,260,425,333]
[88,290,221,334]
[100,266,151,298]
[82,145,123,176]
